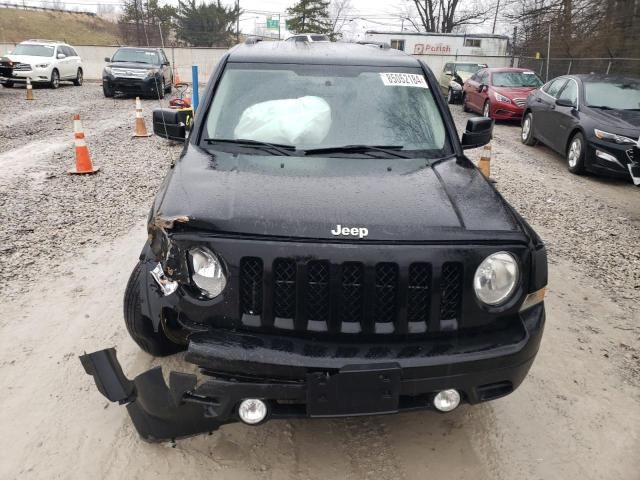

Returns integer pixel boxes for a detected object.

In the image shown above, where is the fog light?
[433,389,461,412]
[238,399,268,425]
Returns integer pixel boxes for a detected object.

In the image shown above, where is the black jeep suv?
[81,41,547,441]
[102,46,172,98]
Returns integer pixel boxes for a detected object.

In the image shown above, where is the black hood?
[585,107,640,135]
[107,61,158,69]
[153,146,524,243]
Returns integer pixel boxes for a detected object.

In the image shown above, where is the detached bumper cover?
[81,304,545,441]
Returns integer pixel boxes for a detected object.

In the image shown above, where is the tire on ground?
[124,262,185,356]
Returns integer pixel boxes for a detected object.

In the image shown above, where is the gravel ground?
[0,84,639,479]
[0,83,182,301]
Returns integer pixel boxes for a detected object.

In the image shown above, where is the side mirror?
[477,84,487,93]
[104,56,111,62]
[57,53,66,59]
[444,71,452,76]
[461,117,493,149]
[153,108,187,142]
[555,98,575,108]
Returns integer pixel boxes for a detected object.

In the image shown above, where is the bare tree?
[329,0,352,39]
[408,0,495,33]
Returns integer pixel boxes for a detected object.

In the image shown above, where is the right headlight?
[189,247,227,298]
[473,252,519,306]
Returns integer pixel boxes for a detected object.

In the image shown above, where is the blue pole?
[191,64,199,112]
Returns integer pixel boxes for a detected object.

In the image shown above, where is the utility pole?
[236,0,240,43]
[492,0,500,34]
[545,23,551,81]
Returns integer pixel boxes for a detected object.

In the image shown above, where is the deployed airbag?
[234,96,331,146]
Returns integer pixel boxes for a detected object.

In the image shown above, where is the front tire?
[50,69,60,89]
[521,112,537,146]
[483,100,491,118]
[73,68,83,86]
[567,132,586,175]
[2,81,13,88]
[462,93,470,112]
[447,88,455,104]
[124,262,184,357]
[102,82,114,97]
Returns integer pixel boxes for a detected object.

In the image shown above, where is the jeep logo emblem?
[331,224,369,238]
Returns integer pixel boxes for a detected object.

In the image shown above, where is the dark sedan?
[521,74,640,184]
[102,47,173,98]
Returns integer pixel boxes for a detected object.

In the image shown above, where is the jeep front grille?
[240,257,463,335]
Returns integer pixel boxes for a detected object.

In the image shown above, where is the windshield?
[204,64,450,156]
[111,49,159,64]
[492,71,543,87]
[584,79,640,110]
[453,63,484,74]
[12,44,55,57]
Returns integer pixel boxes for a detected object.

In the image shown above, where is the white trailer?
[363,31,510,57]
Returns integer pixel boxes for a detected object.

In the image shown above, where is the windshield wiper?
[589,105,613,110]
[303,145,411,158]
[204,138,296,156]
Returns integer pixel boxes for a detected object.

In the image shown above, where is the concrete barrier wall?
[0,42,227,83]
[0,42,513,84]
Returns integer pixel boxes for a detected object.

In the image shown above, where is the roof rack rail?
[356,41,390,49]
[244,36,263,45]
[24,39,60,43]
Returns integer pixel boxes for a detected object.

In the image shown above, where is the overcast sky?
[12,0,509,39]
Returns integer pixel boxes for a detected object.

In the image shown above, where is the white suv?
[1,39,83,89]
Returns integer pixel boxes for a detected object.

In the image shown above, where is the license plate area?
[306,363,401,417]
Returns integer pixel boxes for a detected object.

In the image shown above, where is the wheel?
[124,262,185,356]
[102,82,113,97]
[462,94,470,112]
[2,81,13,88]
[73,68,83,86]
[49,69,59,89]
[566,132,586,175]
[483,101,491,118]
[157,78,165,99]
[521,112,537,146]
[447,88,455,104]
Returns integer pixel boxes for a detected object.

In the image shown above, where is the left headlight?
[593,129,635,145]
[146,68,159,77]
[493,91,511,104]
[473,252,519,306]
[189,247,227,298]
[35,63,50,68]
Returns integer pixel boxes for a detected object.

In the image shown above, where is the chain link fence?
[516,56,640,81]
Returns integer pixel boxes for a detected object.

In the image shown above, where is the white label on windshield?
[380,73,428,88]
[522,71,535,75]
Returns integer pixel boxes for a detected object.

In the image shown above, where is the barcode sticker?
[380,73,428,88]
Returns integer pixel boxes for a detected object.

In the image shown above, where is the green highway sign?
[266,18,279,29]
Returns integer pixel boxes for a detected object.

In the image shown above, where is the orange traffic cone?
[68,113,99,174]
[133,97,152,138]
[478,143,491,178]
[26,77,33,100]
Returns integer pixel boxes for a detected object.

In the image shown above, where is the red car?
[462,67,544,120]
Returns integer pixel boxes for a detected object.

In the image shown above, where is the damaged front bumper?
[80,304,545,442]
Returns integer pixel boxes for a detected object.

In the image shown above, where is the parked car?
[521,74,640,183]
[438,62,487,104]
[0,56,14,81]
[0,39,83,88]
[80,41,547,441]
[285,33,330,42]
[463,67,543,119]
[102,47,172,98]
